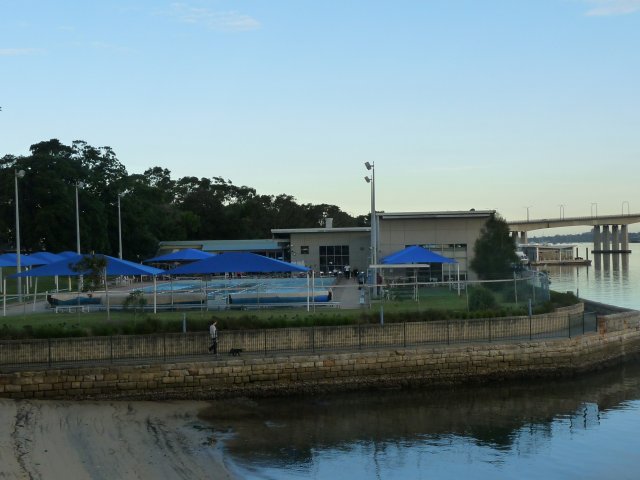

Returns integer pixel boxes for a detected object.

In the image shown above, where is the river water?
[542,242,640,311]
[216,243,640,479]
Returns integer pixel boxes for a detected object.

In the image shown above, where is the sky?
[1,0,639,230]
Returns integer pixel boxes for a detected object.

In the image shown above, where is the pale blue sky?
[1,0,639,228]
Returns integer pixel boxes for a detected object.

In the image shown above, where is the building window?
[300,246,309,255]
[319,245,350,274]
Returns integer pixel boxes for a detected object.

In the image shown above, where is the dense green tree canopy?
[470,214,518,280]
[1,139,366,261]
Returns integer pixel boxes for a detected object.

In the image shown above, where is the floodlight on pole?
[75,181,85,254]
[364,162,377,296]
[15,169,25,301]
[118,192,124,259]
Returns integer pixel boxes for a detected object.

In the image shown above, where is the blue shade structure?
[380,245,460,298]
[143,248,214,263]
[10,254,163,278]
[0,253,47,267]
[27,252,65,265]
[0,257,15,268]
[381,245,456,264]
[9,254,164,315]
[165,252,313,311]
[164,252,309,275]
[57,251,81,259]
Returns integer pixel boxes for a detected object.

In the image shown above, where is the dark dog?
[229,348,243,356]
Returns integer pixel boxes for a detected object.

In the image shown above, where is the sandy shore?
[0,398,238,479]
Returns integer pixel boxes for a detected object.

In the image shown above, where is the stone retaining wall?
[1,307,637,401]
[0,304,586,366]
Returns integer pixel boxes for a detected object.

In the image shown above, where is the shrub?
[123,290,147,313]
[468,287,499,311]
[549,290,579,307]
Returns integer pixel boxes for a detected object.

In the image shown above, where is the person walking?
[208,320,218,355]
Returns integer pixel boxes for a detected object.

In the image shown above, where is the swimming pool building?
[158,210,495,281]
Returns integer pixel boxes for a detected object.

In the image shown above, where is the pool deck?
[2,278,369,316]
[332,276,365,309]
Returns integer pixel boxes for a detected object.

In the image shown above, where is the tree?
[72,254,111,320]
[470,214,518,280]
[1,138,364,260]
[73,254,108,292]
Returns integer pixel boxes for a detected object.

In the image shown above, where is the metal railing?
[0,312,597,370]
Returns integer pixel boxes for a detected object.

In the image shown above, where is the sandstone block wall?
[1,307,638,401]
[0,304,586,367]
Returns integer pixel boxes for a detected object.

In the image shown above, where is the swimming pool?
[141,277,336,306]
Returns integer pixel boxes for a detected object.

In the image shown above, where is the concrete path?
[332,277,367,309]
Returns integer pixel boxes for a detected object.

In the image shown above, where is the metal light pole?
[118,192,124,259]
[591,202,598,218]
[75,181,85,254]
[558,204,565,219]
[523,206,531,222]
[15,169,25,301]
[364,162,377,295]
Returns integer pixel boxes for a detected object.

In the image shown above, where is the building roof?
[158,239,285,253]
[377,210,495,220]
[271,227,370,235]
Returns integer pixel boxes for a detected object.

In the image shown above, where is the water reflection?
[202,362,640,479]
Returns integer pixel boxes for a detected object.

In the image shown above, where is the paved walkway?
[332,277,367,309]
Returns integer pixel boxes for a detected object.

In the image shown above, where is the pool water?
[141,277,337,305]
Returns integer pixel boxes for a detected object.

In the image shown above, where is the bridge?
[507,213,640,253]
